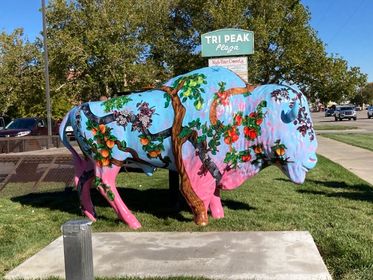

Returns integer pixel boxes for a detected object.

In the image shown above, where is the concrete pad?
[6,231,331,280]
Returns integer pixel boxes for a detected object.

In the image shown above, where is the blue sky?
[0,0,372,82]
[302,0,373,82]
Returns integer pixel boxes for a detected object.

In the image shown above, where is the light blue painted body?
[60,66,318,228]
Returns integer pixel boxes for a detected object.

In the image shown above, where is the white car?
[65,125,74,138]
[334,106,357,121]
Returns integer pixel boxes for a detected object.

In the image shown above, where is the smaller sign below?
[208,56,248,82]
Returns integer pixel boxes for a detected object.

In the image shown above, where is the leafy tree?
[45,0,170,103]
[0,29,45,118]
[148,0,367,103]
[363,83,373,105]
[352,82,373,106]
[0,0,369,118]
[308,56,367,104]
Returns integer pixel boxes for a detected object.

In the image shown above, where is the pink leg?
[96,164,141,229]
[80,176,96,221]
[182,143,217,222]
[209,189,224,219]
[73,156,96,221]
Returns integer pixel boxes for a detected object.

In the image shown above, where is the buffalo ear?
[281,102,299,123]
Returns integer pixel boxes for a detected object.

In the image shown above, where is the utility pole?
[42,0,52,147]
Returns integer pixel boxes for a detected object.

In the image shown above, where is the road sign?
[201,29,254,57]
[208,56,248,82]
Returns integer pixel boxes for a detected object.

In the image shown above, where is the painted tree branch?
[162,81,208,225]
[210,84,258,125]
[81,103,172,140]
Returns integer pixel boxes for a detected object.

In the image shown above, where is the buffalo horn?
[281,102,299,123]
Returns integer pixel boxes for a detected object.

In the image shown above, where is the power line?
[328,0,366,44]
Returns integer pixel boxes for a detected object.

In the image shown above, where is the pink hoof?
[83,210,97,222]
[117,205,141,229]
[125,216,141,229]
[210,207,224,219]
[210,195,225,219]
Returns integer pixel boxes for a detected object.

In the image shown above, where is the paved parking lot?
[312,110,373,132]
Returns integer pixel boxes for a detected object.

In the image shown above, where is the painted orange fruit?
[276,147,286,156]
[101,158,110,166]
[231,134,239,143]
[100,149,110,158]
[106,140,115,149]
[91,128,97,135]
[241,154,251,162]
[140,138,150,145]
[148,150,160,158]
[99,124,106,134]
[244,127,257,140]
[234,115,242,126]
[224,137,232,145]
[254,146,263,154]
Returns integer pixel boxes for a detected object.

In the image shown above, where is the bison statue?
[60,66,317,229]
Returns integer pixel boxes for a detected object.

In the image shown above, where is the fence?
[0,154,75,193]
[0,136,61,154]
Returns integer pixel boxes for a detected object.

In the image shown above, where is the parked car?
[0,116,12,130]
[324,108,335,117]
[65,125,75,139]
[367,106,373,119]
[0,118,59,137]
[334,105,357,121]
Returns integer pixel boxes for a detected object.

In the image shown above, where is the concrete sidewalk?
[5,231,332,280]
[316,135,373,185]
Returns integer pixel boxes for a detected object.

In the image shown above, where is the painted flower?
[115,109,132,127]
[139,114,150,128]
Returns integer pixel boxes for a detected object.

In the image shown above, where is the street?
[311,110,373,132]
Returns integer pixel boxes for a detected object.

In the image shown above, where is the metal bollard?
[62,220,94,280]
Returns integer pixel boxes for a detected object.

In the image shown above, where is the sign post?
[201,28,254,82]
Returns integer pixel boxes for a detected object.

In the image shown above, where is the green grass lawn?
[313,124,358,131]
[1,155,373,280]
[322,133,373,152]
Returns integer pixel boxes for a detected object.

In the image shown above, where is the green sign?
[201,29,254,57]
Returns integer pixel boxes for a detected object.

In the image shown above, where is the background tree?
[0,0,369,118]
[148,0,367,102]
[46,0,171,103]
[351,82,373,106]
[0,29,45,118]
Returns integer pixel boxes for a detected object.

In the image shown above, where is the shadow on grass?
[308,179,373,192]
[222,199,256,211]
[304,179,372,203]
[275,178,373,203]
[297,189,373,203]
[11,187,255,222]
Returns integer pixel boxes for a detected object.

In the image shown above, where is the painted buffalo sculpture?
[60,66,317,229]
